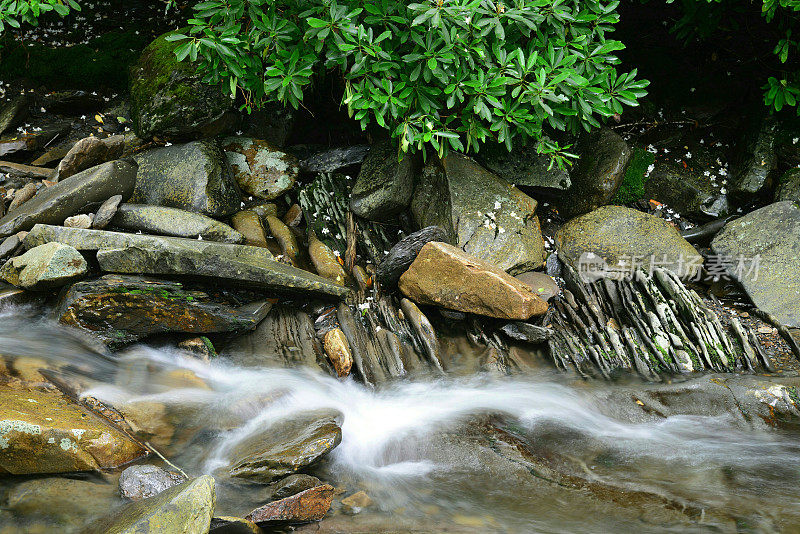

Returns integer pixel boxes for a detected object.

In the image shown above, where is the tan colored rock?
[7,183,37,212]
[341,490,372,514]
[308,232,347,286]
[63,213,93,229]
[323,328,353,377]
[514,271,560,301]
[398,242,548,320]
[266,215,300,265]
[283,203,303,227]
[231,210,269,248]
[57,134,125,181]
[245,484,334,524]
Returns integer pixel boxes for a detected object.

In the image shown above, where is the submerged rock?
[270,474,323,501]
[340,491,373,515]
[349,140,416,221]
[644,161,730,220]
[229,409,342,483]
[55,275,271,346]
[131,140,241,218]
[0,242,87,290]
[398,241,548,320]
[0,160,138,238]
[245,484,334,524]
[376,226,447,288]
[711,201,800,328]
[120,464,188,501]
[83,475,215,534]
[130,30,234,140]
[112,204,244,243]
[222,137,298,200]
[411,153,546,274]
[0,380,147,474]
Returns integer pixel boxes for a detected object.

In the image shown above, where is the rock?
[308,232,347,286]
[209,517,263,534]
[0,123,70,158]
[7,182,37,212]
[0,160,53,180]
[23,225,349,298]
[777,168,800,202]
[0,160,138,239]
[400,297,443,371]
[270,474,323,501]
[64,213,93,229]
[31,143,72,166]
[131,140,241,218]
[711,201,800,328]
[731,117,778,202]
[0,380,147,474]
[222,137,298,200]
[83,475,215,534]
[0,95,29,136]
[93,194,123,229]
[514,271,560,301]
[230,210,268,247]
[229,410,342,483]
[241,102,295,147]
[56,134,126,180]
[555,206,703,279]
[479,142,571,197]
[558,127,631,218]
[298,145,370,173]
[500,322,554,344]
[42,90,104,114]
[0,233,23,260]
[283,204,303,227]
[250,202,278,219]
[340,491,372,514]
[178,336,216,360]
[323,327,353,377]
[130,30,234,140]
[113,204,245,244]
[119,464,188,501]
[55,274,271,346]
[644,161,730,220]
[265,215,300,265]
[398,241,549,320]
[0,284,31,306]
[0,242,87,290]
[411,153,546,274]
[245,484,334,524]
[376,226,447,288]
[349,140,416,220]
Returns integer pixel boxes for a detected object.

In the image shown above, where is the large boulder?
[411,153,546,274]
[398,241,548,319]
[83,475,215,534]
[711,201,800,328]
[222,136,299,200]
[349,140,416,221]
[0,160,138,238]
[558,127,631,218]
[130,31,234,140]
[555,206,703,279]
[0,380,147,474]
[0,242,87,290]
[376,225,447,288]
[229,409,342,483]
[131,140,241,218]
[55,274,272,346]
[112,204,244,243]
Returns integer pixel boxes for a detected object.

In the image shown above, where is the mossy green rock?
[777,168,800,202]
[711,201,800,328]
[112,204,245,244]
[411,153,546,274]
[130,31,234,140]
[555,206,703,279]
[131,140,241,218]
[83,475,215,534]
[349,140,416,221]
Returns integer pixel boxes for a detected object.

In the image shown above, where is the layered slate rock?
[112,204,245,243]
[558,127,631,218]
[411,153,546,274]
[0,160,138,238]
[398,241,548,320]
[711,201,800,328]
[0,380,147,474]
[0,242,87,290]
[245,484,334,524]
[131,140,241,218]
[130,30,234,140]
[222,137,299,199]
[229,410,342,483]
[23,225,348,298]
[349,140,416,221]
[376,226,447,288]
[555,206,703,279]
[83,475,215,534]
[55,275,272,346]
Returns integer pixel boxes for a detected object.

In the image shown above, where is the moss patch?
[613,147,655,205]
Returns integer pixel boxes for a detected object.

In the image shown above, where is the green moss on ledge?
[613,147,655,205]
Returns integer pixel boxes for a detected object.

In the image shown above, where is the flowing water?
[2,303,800,533]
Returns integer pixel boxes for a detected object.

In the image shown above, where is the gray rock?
[93,194,123,229]
[222,136,299,200]
[0,123,70,158]
[119,464,188,501]
[130,31,234,140]
[0,160,54,180]
[349,140,416,221]
[0,95,29,136]
[0,242,87,290]
[112,204,245,243]
[0,233,22,260]
[131,140,241,218]
[500,322,554,344]
[23,224,349,298]
[56,134,126,180]
[777,168,800,203]
[480,142,571,196]
[411,153,546,274]
[0,160,138,239]
[270,474,323,500]
[731,117,778,202]
[298,145,369,173]
[514,271,560,301]
[64,213,93,229]
[711,201,800,328]
[376,226,447,287]
[229,409,342,483]
[7,182,37,212]
[558,128,631,218]
[644,162,729,219]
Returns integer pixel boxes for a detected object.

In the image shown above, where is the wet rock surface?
[349,140,416,221]
[245,484,334,524]
[376,225,447,288]
[119,465,188,501]
[56,134,126,180]
[0,241,87,290]
[480,142,572,195]
[112,204,245,243]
